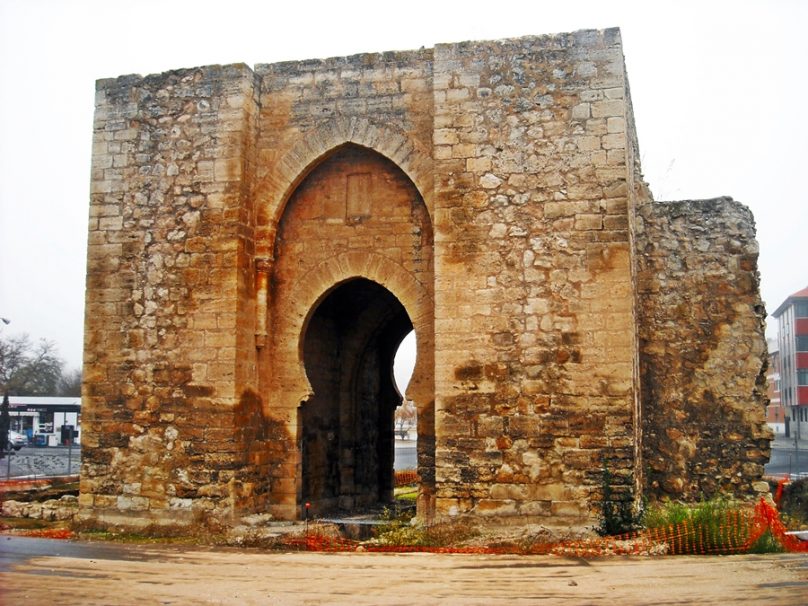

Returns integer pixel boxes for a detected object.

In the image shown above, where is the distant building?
[766,339,786,435]
[6,396,81,446]
[773,285,808,440]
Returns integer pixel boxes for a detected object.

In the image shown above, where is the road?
[0,536,806,605]
[394,440,416,470]
[765,442,808,479]
[0,446,81,480]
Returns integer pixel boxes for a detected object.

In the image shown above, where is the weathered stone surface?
[636,197,771,501]
[80,28,770,529]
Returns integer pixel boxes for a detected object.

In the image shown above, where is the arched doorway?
[263,143,435,520]
[300,278,413,513]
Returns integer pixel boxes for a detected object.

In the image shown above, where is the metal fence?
[1,445,80,481]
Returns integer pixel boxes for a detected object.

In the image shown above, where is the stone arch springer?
[271,251,434,412]
[257,116,434,240]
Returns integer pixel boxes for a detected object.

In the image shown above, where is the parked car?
[5,430,26,451]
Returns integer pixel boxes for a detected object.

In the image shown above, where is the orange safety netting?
[394,470,419,487]
[17,528,75,540]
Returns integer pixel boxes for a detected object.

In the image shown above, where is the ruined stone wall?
[635,197,771,500]
[82,64,263,524]
[431,29,639,524]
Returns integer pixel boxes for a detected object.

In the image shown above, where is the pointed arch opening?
[299,278,413,512]
[263,141,435,520]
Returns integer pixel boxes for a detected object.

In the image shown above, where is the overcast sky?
[1,0,806,378]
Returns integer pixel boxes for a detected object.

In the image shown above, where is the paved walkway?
[0,537,806,605]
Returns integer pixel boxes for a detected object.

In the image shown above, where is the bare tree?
[57,368,82,397]
[394,399,417,439]
[0,334,65,396]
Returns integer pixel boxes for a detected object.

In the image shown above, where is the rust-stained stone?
[80,28,770,529]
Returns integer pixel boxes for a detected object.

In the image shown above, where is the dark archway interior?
[301,278,413,514]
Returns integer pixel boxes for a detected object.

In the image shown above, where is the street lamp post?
[0,393,9,457]
[794,405,801,478]
[0,318,9,455]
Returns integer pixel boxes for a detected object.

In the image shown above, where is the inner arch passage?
[300,278,413,513]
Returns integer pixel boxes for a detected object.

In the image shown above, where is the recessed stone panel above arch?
[255,118,434,259]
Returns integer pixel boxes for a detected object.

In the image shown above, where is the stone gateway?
[80,28,770,528]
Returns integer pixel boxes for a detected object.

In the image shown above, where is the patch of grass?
[645,497,745,554]
[644,497,784,555]
[394,485,417,502]
[643,500,693,530]
[68,506,240,544]
[0,516,63,531]
[69,516,217,545]
[371,508,479,547]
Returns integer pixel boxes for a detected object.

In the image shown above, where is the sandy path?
[1,540,806,605]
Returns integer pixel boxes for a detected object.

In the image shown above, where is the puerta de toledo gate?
[79,28,771,529]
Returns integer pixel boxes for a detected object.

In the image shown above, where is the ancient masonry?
[80,28,771,528]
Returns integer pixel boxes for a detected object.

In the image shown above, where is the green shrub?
[779,477,808,529]
[748,529,786,554]
[597,461,643,536]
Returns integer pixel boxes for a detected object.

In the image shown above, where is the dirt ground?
[1,537,806,605]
